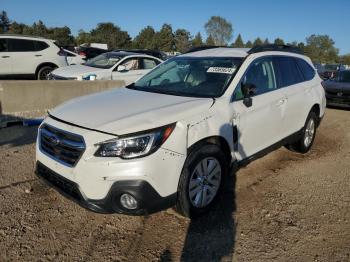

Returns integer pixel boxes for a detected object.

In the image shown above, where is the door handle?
[35,54,42,57]
[1,56,10,58]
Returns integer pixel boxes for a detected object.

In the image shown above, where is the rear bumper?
[35,161,177,215]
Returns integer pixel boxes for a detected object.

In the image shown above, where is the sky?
[1,0,350,54]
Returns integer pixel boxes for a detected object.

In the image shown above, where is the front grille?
[36,162,82,201]
[326,90,350,99]
[39,124,85,167]
[50,74,76,80]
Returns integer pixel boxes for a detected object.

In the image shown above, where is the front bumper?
[326,94,350,108]
[35,162,177,215]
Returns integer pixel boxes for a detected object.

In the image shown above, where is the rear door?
[0,38,12,75]
[231,56,286,160]
[8,38,38,74]
[275,56,310,136]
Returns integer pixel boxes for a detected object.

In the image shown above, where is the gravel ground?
[0,108,349,262]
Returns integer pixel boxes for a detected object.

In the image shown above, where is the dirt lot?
[0,108,349,261]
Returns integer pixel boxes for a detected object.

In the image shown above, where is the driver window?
[233,57,277,100]
[120,58,139,71]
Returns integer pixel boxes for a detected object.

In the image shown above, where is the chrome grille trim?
[39,124,86,167]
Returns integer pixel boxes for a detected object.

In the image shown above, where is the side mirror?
[241,82,256,108]
[117,65,128,72]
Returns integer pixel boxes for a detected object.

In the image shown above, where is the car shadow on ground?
[0,125,38,147]
[0,113,41,147]
[326,105,350,111]
[180,171,237,261]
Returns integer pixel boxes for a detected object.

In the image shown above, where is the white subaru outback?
[35,45,326,218]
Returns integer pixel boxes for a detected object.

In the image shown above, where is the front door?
[231,57,286,160]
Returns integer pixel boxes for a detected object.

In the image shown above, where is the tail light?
[78,51,87,59]
[57,49,66,56]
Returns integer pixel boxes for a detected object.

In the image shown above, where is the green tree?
[76,30,93,45]
[206,35,215,46]
[232,34,244,48]
[274,38,285,45]
[204,16,233,46]
[155,23,174,51]
[263,38,270,45]
[174,28,191,53]
[90,23,131,49]
[304,34,339,63]
[49,26,75,46]
[0,11,10,33]
[253,37,263,46]
[32,20,48,36]
[8,21,25,34]
[133,26,156,49]
[339,54,350,65]
[245,40,253,48]
[192,32,203,47]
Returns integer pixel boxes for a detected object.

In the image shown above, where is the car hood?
[49,88,213,135]
[51,64,108,78]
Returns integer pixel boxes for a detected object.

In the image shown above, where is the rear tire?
[37,66,55,80]
[286,111,318,154]
[176,143,228,218]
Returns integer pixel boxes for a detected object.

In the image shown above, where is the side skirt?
[236,129,303,169]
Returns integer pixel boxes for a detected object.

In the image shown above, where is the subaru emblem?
[48,135,60,145]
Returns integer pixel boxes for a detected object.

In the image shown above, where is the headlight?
[95,123,176,159]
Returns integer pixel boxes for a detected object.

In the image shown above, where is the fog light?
[120,193,138,210]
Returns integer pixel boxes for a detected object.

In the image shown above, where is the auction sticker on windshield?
[207,66,237,74]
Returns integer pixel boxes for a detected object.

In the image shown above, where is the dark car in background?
[113,49,168,60]
[323,70,350,108]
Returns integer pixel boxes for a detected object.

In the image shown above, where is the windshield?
[335,71,350,83]
[85,53,122,69]
[325,64,339,71]
[129,57,243,98]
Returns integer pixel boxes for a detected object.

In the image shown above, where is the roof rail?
[248,44,303,55]
[184,45,227,54]
[0,33,49,40]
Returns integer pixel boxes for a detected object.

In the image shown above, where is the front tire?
[37,66,55,80]
[286,111,318,154]
[176,143,228,218]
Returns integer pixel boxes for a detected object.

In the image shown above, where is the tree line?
[1,11,349,65]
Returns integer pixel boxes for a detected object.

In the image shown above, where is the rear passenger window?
[34,41,49,51]
[276,57,304,87]
[8,39,36,52]
[0,39,7,52]
[142,58,158,69]
[296,58,316,81]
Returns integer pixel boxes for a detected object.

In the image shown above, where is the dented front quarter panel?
[164,98,236,163]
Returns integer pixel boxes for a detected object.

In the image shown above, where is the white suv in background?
[0,35,68,79]
[35,45,326,218]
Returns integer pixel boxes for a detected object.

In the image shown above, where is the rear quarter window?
[34,41,49,51]
[296,58,316,81]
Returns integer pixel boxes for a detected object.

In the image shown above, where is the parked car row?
[0,35,166,81]
[49,52,163,85]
